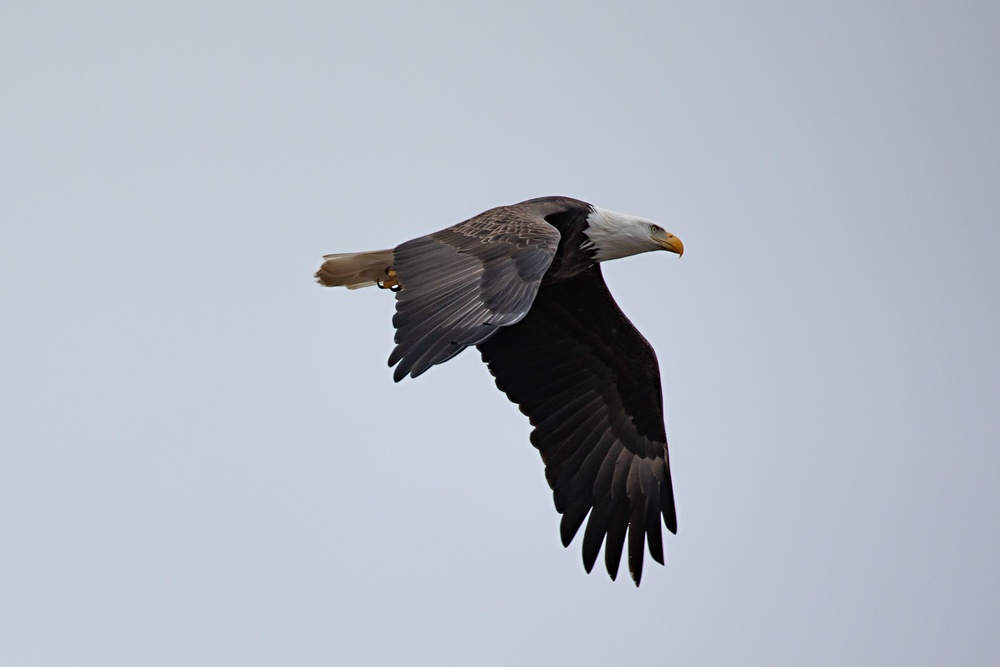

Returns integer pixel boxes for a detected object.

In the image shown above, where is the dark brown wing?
[388,201,575,381]
[477,265,676,586]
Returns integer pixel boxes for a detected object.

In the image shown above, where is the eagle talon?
[377,268,401,291]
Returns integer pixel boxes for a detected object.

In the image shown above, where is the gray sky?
[3,2,999,665]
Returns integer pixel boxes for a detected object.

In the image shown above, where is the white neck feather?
[583,206,659,261]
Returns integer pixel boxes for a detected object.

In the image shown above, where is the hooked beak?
[654,231,684,257]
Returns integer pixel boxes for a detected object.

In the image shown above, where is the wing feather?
[388,204,564,381]
[559,429,616,545]
[478,265,676,586]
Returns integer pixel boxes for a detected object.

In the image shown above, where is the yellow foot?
[377,268,401,292]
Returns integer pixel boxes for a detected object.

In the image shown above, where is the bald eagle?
[316,196,683,585]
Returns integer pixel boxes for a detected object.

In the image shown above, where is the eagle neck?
[542,205,599,283]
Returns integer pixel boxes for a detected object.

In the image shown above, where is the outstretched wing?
[388,203,566,381]
[477,265,676,586]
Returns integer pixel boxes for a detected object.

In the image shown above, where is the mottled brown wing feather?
[477,265,677,586]
[388,205,563,381]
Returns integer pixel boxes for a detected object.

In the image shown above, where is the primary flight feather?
[315,196,683,585]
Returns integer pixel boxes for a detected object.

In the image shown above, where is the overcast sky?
[3,2,999,665]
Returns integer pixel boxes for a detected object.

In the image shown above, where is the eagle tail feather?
[315,249,394,289]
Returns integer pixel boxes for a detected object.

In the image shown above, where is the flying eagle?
[315,196,683,585]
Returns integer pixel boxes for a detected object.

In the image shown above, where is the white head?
[583,206,684,262]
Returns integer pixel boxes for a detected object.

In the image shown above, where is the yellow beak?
[655,232,684,257]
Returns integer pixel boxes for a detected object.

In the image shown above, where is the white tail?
[315,249,394,289]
